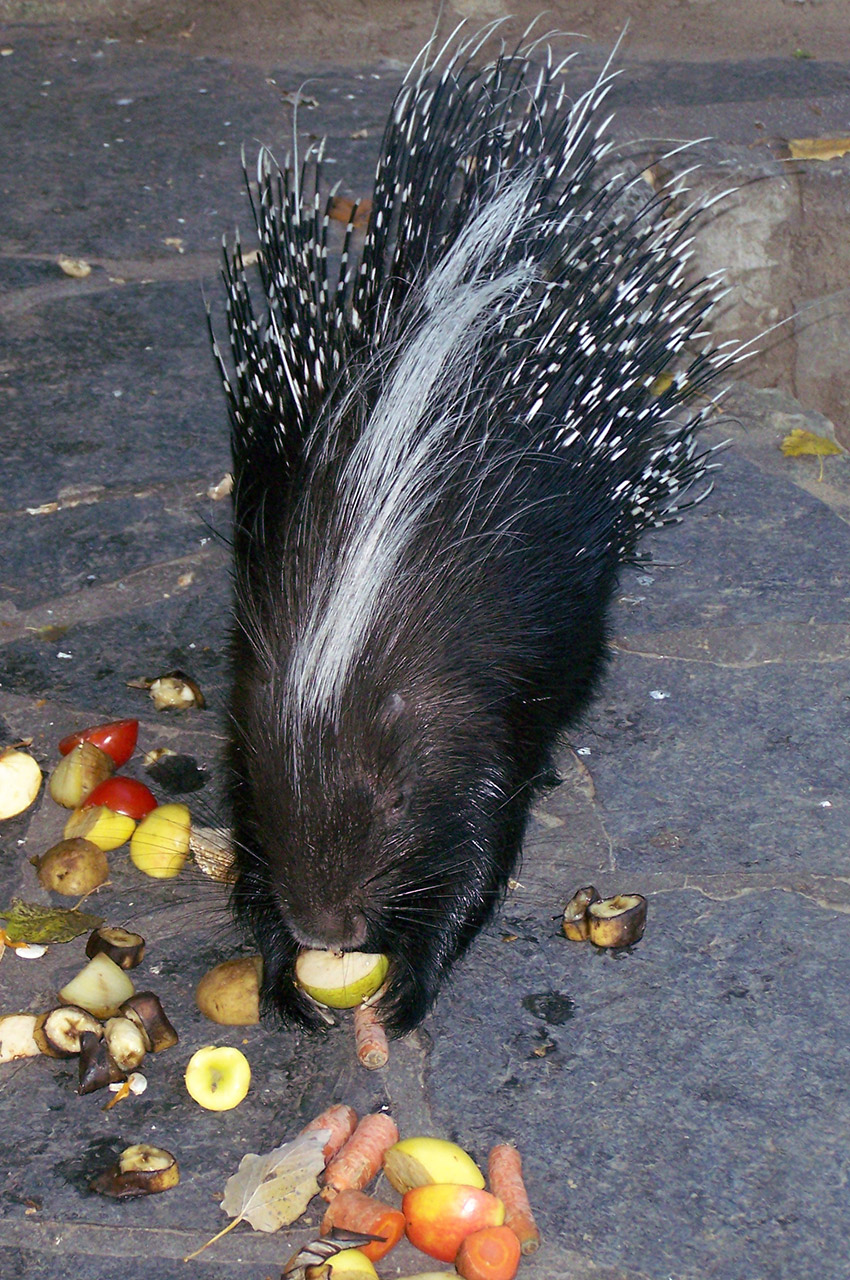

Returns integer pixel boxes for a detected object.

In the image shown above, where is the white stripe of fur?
[286,178,536,734]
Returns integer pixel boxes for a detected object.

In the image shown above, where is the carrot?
[321,1111,399,1201]
[354,1003,389,1070]
[455,1225,521,1280]
[321,1188,405,1261]
[301,1103,359,1164]
[487,1143,540,1255]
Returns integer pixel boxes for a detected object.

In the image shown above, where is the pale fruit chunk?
[328,1250,379,1278]
[0,1013,40,1063]
[58,952,135,1019]
[130,802,191,878]
[48,741,113,808]
[195,955,262,1025]
[587,893,648,948]
[0,749,42,820]
[91,1144,179,1197]
[184,1044,251,1111]
[384,1137,485,1194]
[64,805,136,852]
[295,949,389,1009]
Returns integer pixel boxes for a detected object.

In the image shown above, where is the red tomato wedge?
[58,719,139,768]
[82,776,157,820]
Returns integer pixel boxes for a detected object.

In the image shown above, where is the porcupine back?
[213,30,735,1034]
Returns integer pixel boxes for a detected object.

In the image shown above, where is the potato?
[58,953,135,1019]
[33,838,109,896]
[195,955,262,1025]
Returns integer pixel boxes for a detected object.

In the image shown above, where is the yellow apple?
[0,748,42,820]
[184,1045,251,1111]
[130,803,191,878]
[64,804,136,851]
[327,1249,379,1278]
[295,949,389,1008]
[384,1137,484,1193]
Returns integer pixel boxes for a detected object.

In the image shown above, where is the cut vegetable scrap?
[321,1188,405,1261]
[456,1224,521,1280]
[321,1112,399,1201]
[301,1102,359,1163]
[487,1144,540,1255]
[354,1002,389,1069]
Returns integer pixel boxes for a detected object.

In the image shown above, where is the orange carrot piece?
[301,1103,359,1164]
[354,1003,389,1070]
[321,1111,399,1201]
[321,1188,405,1261]
[456,1225,521,1280]
[487,1143,540,1255]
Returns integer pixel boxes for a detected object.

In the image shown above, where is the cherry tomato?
[58,719,139,768]
[82,776,157,820]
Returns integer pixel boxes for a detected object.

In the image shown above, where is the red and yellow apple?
[402,1184,504,1262]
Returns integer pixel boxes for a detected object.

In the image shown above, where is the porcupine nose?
[293,903,369,952]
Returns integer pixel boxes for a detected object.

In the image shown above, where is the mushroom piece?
[117,991,178,1053]
[561,885,601,941]
[103,1016,148,1072]
[33,1006,103,1058]
[77,1030,126,1094]
[90,1144,179,1197]
[587,894,648,948]
[85,926,146,970]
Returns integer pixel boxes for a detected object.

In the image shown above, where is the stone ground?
[0,4,849,1279]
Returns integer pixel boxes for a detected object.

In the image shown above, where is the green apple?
[295,949,389,1009]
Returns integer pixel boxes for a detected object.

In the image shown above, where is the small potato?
[33,838,109,897]
[195,955,262,1025]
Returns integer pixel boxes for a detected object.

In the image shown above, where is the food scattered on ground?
[301,1103,359,1163]
[58,951,135,1018]
[353,1001,389,1069]
[129,802,191,877]
[82,776,157,820]
[0,1012,40,1062]
[0,748,42,819]
[402,1185,505,1263]
[384,1137,485,1195]
[188,824,236,881]
[33,1005,102,1058]
[85,926,146,969]
[77,1028,129,1094]
[103,1015,148,1071]
[119,991,178,1052]
[90,1144,179,1197]
[486,1146,539,1256]
[148,670,205,711]
[184,1044,251,1111]
[455,1224,521,1280]
[33,838,109,896]
[295,949,389,1009]
[322,1112,400,1201]
[326,1247,380,1277]
[58,718,139,767]
[48,741,114,808]
[560,884,601,941]
[321,1188,406,1261]
[195,954,261,1025]
[64,803,136,851]
[587,893,648,948]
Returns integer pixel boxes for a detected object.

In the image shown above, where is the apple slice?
[184,1044,251,1110]
[129,802,190,878]
[384,1137,484,1194]
[64,805,136,852]
[49,741,114,808]
[58,719,139,768]
[0,748,43,820]
[58,952,135,1019]
[403,1185,505,1262]
[295,949,389,1009]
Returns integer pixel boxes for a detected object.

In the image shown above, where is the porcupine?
[212,28,734,1036]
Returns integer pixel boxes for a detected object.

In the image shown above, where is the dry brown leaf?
[788,135,850,161]
[184,1129,329,1260]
